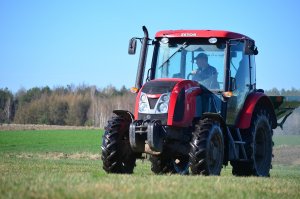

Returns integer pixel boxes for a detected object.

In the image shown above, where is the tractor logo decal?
[181,33,197,37]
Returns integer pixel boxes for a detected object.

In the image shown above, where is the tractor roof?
[155,30,251,40]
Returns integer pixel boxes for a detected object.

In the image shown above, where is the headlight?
[155,93,170,113]
[138,92,170,114]
[161,94,170,102]
[139,93,150,113]
[157,102,168,113]
[139,102,149,113]
[140,94,147,102]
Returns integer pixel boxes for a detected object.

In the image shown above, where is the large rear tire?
[231,108,273,177]
[189,118,224,175]
[101,115,136,174]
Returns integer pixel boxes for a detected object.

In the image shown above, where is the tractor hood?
[141,79,181,94]
[134,78,201,127]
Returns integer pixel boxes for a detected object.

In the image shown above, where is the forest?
[0,85,134,128]
[0,85,299,133]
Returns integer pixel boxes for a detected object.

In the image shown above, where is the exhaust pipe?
[135,26,149,89]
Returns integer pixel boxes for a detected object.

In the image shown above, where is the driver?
[192,53,219,89]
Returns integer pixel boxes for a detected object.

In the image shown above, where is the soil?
[273,146,300,166]
[0,124,100,131]
[3,146,299,166]
[5,152,101,160]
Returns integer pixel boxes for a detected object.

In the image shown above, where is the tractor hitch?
[129,120,165,154]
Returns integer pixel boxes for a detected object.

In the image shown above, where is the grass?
[273,135,300,147]
[0,130,300,199]
[0,130,101,153]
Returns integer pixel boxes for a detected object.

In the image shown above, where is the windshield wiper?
[158,42,188,69]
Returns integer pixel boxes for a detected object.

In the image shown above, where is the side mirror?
[128,38,137,55]
[230,77,236,91]
[244,39,258,55]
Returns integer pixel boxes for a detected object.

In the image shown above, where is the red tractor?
[101,26,299,176]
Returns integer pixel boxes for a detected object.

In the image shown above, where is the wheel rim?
[208,133,223,174]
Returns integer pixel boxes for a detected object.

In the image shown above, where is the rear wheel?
[101,115,136,173]
[231,109,273,176]
[189,118,224,175]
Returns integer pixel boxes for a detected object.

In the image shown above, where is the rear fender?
[236,92,277,129]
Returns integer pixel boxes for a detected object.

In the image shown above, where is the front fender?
[168,80,201,127]
[113,110,134,123]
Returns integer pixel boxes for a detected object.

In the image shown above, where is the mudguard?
[236,92,277,129]
[113,110,134,123]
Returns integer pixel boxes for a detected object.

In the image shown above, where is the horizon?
[1,1,300,92]
[2,83,300,96]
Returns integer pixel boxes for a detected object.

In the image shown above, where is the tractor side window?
[234,54,250,94]
[230,42,250,94]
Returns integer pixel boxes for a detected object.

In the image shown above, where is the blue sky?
[1,0,300,93]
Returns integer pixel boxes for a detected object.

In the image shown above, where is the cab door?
[226,41,256,125]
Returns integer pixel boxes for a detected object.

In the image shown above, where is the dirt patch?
[0,124,100,131]
[6,152,101,160]
[4,146,300,166]
[273,146,300,166]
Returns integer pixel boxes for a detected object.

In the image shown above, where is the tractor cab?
[129,27,258,126]
[150,34,256,91]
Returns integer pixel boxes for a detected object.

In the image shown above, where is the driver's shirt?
[192,65,219,89]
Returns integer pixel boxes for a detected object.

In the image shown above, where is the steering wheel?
[187,73,194,80]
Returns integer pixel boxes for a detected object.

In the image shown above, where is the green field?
[273,135,300,146]
[0,130,299,199]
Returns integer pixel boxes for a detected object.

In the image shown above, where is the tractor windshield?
[154,38,226,90]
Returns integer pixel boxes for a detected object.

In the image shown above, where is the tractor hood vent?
[141,80,178,94]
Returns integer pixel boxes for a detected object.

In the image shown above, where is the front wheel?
[101,115,136,174]
[189,118,224,175]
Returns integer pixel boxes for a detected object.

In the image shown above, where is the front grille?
[138,113,168,124]
[148,98,158,109]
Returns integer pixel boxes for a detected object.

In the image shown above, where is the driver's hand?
[191,70,197,75]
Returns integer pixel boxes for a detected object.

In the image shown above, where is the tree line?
[0,85,135,128]
[0,86,299,131]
